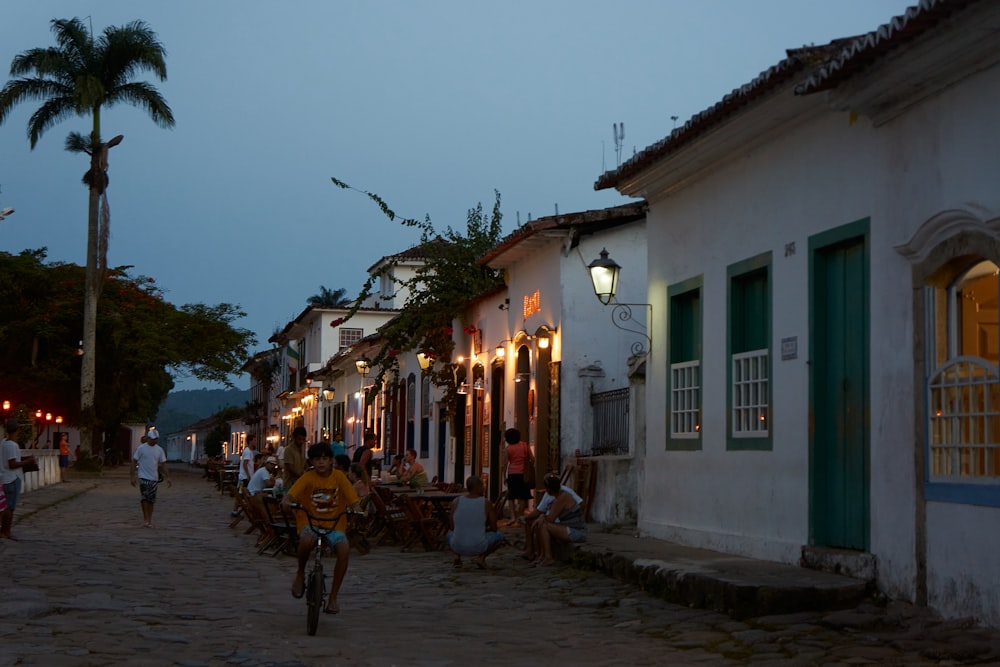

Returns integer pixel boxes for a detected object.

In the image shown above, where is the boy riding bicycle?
[282,441,362,614]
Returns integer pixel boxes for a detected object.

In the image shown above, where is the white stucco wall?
[638,60,1000,624]
[560,225,647,458]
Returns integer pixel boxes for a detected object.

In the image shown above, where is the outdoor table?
[412,492,462,525]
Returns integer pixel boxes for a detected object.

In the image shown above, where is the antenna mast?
[613,122,625,168]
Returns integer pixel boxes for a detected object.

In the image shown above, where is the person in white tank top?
[447,476,506,569]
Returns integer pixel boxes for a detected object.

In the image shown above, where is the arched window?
[926,260,1000,488]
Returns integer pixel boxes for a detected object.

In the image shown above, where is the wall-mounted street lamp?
[588,248,621,306]
[356,358,371,377]
[322,387,336,402]
[416,352,433,370]
[587,248,652,356]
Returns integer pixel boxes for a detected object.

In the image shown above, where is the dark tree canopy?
[0,249,254,445]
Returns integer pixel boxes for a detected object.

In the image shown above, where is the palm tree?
[307,286,352,308]
[0,18,174,457]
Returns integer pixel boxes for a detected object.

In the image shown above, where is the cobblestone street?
[1,469,999,666]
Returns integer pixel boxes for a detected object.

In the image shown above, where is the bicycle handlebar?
[287,503,364,534]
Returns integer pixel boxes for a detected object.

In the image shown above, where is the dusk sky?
[0,1,913,390]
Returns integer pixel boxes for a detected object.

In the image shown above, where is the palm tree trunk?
[80,151,101,458]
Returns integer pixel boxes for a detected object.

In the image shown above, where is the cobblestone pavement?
[2,468,1000,666]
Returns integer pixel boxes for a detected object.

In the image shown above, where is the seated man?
[447,475,505,569]
[247,455,279,496]
[282,442,362,614]
[399,448,429,489]
[518,473,584,562]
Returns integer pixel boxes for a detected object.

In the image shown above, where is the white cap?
[146,429,159,440]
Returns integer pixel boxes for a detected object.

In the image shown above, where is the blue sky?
[0,1,913,390]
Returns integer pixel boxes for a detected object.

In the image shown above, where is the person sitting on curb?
[282,441,362,615]
[447,475,505,569]
[518,473,584,563]
[534,473,587,567]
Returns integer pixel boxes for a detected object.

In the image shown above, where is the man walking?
[130,428,171,528]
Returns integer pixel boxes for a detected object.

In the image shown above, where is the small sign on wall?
[781,336,798,361]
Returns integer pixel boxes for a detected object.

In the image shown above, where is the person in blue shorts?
[282,441,362,614]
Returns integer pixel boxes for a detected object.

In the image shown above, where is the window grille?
[339,327,362,351]
[732,349,769,437]
[928,358,1000,481]
[590,387,629,455]
[671,360,701,437]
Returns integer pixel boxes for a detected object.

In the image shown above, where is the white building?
[476,203,646,520]
[596,0,1000,626]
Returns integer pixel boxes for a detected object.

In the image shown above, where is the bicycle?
[289,503,359,636]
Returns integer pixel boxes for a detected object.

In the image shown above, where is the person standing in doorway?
[129,427,171,528]
[1,418,36,540]
[501,428,533,524]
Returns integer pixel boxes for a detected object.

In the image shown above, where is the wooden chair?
[262,495,299,557]
[560,464,575,486]
[231,488,276,553]
[369,488,416,549]
[401,495,446,552]
[345,495,374,555]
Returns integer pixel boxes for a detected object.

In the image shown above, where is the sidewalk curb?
[571,528,870,619]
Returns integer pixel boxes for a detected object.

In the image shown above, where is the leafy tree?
[330,179,505,411]
[307,286,352,308]
[0,18,175,457]
[0,249,254,451]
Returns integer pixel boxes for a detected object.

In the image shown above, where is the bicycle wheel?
[306,564,324,636]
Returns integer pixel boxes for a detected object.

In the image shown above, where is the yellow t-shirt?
[288,469,358,533]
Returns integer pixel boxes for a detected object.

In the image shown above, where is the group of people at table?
[227,426,588,615]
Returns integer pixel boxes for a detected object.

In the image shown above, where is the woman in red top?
[501,428,533,523]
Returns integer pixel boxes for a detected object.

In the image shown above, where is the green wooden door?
[810,230,869,550]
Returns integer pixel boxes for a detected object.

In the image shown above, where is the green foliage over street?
[0,249,254,449]
[330,178,505,409]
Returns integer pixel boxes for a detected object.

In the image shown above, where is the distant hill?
[156,388,249,435]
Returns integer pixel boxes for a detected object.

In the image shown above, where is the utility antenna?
[613,122,625,168]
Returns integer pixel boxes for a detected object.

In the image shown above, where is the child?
[282,442,361,615]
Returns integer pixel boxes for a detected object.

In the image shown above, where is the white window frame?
[670,360,701,438]
[339,327,363,351]
[732,349,769,437]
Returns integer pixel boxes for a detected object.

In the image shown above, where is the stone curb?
[570,530,870,620]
